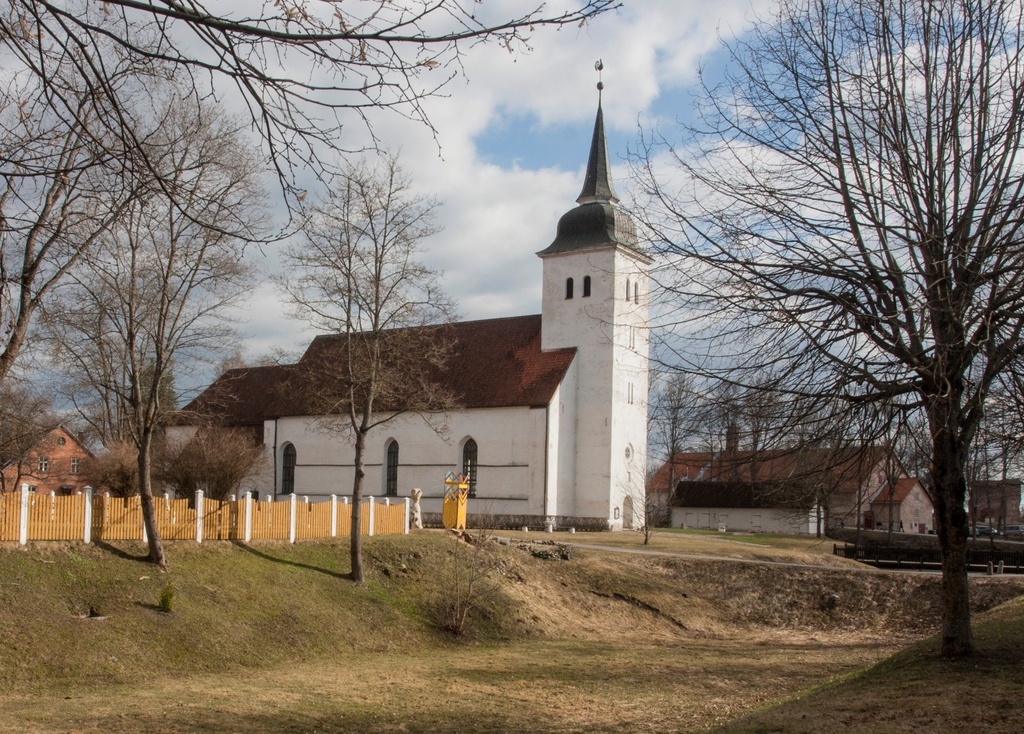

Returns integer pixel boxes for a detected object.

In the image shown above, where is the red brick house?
[0,426,94,495]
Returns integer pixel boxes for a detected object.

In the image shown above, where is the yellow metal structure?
[442,471,469,530]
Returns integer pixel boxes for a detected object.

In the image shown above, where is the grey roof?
[577,100,618,205]
[537,98,646,259]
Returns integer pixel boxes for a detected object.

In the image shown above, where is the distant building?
[671,479,820,535]
[1,426,93,496]
[174,93,651,529]
[867,477,934,533]
[655,444,927,534]
[969,479,1023,530]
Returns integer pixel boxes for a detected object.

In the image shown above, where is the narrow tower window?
[634,282,639,304]
[625,278,631,301]
[565,277,574,299]
[385,440,399,496]
[583,275,591,297]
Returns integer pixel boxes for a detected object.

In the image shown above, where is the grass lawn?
[1,532,1021,733]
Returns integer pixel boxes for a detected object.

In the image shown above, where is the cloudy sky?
[234,0,771,367]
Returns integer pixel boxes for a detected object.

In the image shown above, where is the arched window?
[385,440,399,496]
[462,439,478,498]
[625,277,631,301]
[583,275,591,297]
[565,277,574,299]
[634,281,639,304]
[281,444,296,495]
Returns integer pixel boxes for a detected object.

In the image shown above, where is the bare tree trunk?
[349,428,366,583]
[932,425,972,657]
[137,429,167,568]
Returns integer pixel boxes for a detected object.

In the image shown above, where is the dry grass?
[1,532,1022,733]
[512,528,863,569]
[0,635,893,733]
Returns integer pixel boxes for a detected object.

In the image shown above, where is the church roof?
[537,97,646,259]
[178,315,575,426]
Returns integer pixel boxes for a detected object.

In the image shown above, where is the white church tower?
[537,79,651,529]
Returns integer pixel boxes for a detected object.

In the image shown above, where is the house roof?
[871,477,928,506]
[648,453,714,493]
[179,315,576,425]
[671,480,817,511]
[656,447,894,495]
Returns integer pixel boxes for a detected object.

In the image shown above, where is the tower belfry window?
[625,278,631,301]
[583,275,591,297]
[634,282,639,304]
[566,277,574,299]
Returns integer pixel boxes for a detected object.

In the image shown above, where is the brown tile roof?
[179,315,575,425]
[872,477,928,505]
[671,480,817,511]
[648,453,713,493]
[655,446,896,496]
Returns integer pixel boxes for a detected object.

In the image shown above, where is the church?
[179,94,652,530]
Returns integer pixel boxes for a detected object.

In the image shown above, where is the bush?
[158,583,175,613]
[431,531,500,636]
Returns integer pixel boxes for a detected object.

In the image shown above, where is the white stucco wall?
[263,405,550,517]
[547,358,578,519]
[540,245,649,528]
[672,506,819,535]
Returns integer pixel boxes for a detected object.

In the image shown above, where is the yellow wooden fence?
[0,487,408,545]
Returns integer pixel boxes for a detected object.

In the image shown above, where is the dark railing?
[833,543,1024,574]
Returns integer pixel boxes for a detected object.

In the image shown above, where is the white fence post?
[330,495,337,538]
[83,487,93,544]
[19,484,29,545]
[244,492,253,543]
[195,490,205,544]
[368,496,375,537]
[404,497,410,535]
[289,493,297,543]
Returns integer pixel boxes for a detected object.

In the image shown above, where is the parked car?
[973,524,999,537]
[1003,524,1024,539]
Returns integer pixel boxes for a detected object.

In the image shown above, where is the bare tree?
[0,383,57,493]
[158,426,265,502]
[0,1,616,398]
[7,1,617,202]
[82,441,140,498]
[278,154,456,583]
[635,0,1024,657]
[45,91,265,567]
[0,57,137,387]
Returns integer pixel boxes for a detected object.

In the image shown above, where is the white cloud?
[232,0,771,371]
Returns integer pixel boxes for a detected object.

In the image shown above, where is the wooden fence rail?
[833,542,1024,574]
[0,485,408,545]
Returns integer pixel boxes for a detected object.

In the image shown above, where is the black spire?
[538,64,643,258]
[576,94,619,205]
